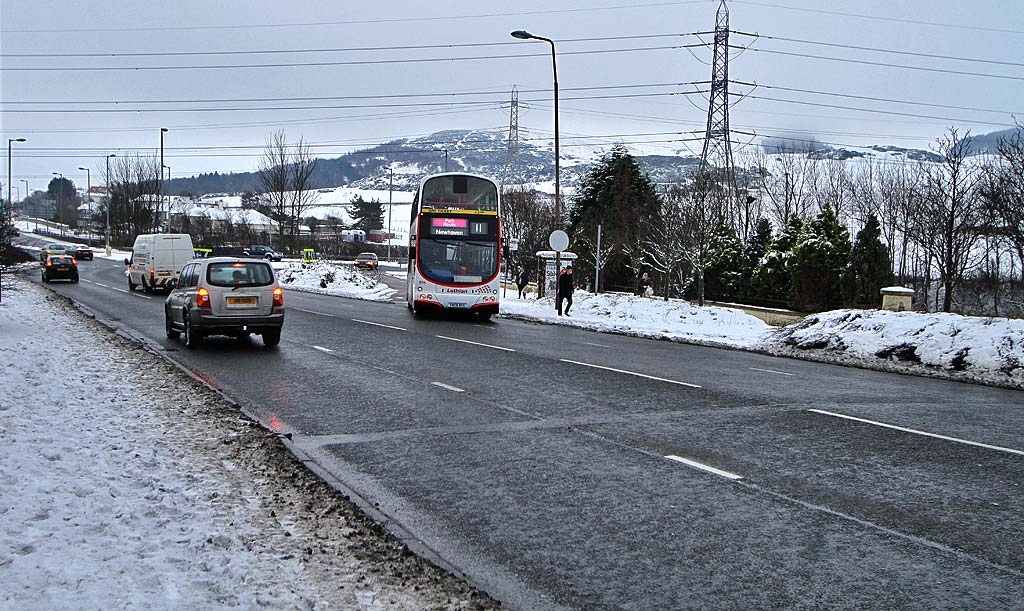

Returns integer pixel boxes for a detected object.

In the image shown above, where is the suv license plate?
[227,296,257,305]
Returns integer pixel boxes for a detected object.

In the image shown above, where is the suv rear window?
[207,262,275,287]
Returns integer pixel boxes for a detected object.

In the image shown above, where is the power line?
[1,81,703,106]
[0,33,688,59]
[2,2,714,34]
[0,44,696,72]
[734,46,1024,83]
[731,1,1024,36]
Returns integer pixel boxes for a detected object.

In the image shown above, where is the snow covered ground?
[500,290,1024,389]
[0,274,502,611]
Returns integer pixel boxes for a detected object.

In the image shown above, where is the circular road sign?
[549,230,570,252]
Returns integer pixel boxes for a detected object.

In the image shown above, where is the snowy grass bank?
[277,261,397,302]
[499,291,769,349]
[757,309,1024,389]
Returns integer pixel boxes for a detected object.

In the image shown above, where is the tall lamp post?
[386,167,394,263]
[52,172,64,237]
[78,166,91,245]
[106,154,116,254]
[159,127,168,232]
[7,137,26,241]
[511,29,562,294]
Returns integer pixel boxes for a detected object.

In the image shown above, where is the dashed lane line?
[436,335,516,352]
[353,319,407,331]
[293,307,335,317]
[312,345,335,353]
[666,455,744,480]
[749,367,795,376]
[560,359,702,388]
[808,408,1024,457]
[431,382,465,393]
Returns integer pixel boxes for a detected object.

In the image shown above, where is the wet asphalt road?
[32,254,1024,611]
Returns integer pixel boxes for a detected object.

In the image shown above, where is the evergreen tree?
[568,145,661,291]
[790,207,852,312]
[739,218,772,300]
[751,214,803,306]
[703,223,744,301]
[348,195,384,232]
[842,214,894,308]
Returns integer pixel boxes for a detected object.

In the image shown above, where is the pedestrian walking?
[639,272,653,297]
[515,265,529,299]
[557,265,574,316]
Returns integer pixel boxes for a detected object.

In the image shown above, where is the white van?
[125,233,195,293]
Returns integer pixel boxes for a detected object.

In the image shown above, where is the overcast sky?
[2,0,1023,195]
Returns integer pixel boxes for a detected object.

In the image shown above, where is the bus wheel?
[477,312,492,322]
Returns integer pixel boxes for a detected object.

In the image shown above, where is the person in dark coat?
[515,265,529,299]
[557,265,574,316]
[639,272,653,297]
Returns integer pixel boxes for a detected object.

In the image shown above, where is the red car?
[72,246,94,261]
[354,252,379,270]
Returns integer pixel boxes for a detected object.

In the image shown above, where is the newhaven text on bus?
[406,173,501,320]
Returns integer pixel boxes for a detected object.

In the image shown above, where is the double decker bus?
[406,172,501,320]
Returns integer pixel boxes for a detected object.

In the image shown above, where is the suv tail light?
[197,287,210,307]
[272,287,284,306]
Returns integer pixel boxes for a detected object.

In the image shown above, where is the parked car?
[209,245,247,258]
[40,243,68,261]
[125,233,195,293]
[164,257,285,349]
[354,252,379,269]
[42,255,79,283]
[244,245,283,261]
[72,246,94,260]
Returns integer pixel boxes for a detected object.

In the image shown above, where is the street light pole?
[52,172,63,238]
[78,166,91,245]
[106,154,116,254]
[387,167,394,263]
[159,127,168,233]
[511,30,561,297]
[6,137,26,242]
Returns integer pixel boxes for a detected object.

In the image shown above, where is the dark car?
[245,245,283,261]
[42,255,79,283]
[354,252,379,269]
[72,246,94,260]
[209,245,247,258]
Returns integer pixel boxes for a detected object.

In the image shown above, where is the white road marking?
[559,359,702,388]
[665,455,744,480]
[437,335,516,352]
[584,342,611,348]
[353,319,407,331]
[432,382,465,393]
[95,282,110,289]
[749,367,795,376]
[474,324,496,330]
[130,293,151,299]
[808,409,1024,457]
[293,307,335,317]
[312,345,335,353]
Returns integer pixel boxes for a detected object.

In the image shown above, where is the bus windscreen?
[421,175,498,213]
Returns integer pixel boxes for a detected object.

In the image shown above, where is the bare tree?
[912,128,986,312]
[501,186,555,275]
[981,124,1024,268]
[288,137,316,253]
[258,130,292,248]
[752,143,820,226]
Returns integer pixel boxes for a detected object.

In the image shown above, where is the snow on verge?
[758,309,1024,389]
[277,261,397,302]
[499,291,769,349]
[0,276,503,611]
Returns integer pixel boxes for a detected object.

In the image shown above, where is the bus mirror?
[453,175,468,194]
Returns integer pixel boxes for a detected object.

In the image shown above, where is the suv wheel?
[262,328,281,348]
[183,314,202,348]
[165,310,180,339]
[128,276,137,291]
[142,278,153,294]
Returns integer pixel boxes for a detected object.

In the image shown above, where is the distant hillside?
[165,126,1019,197]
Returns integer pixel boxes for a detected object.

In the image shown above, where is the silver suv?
[164,257,285,348]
